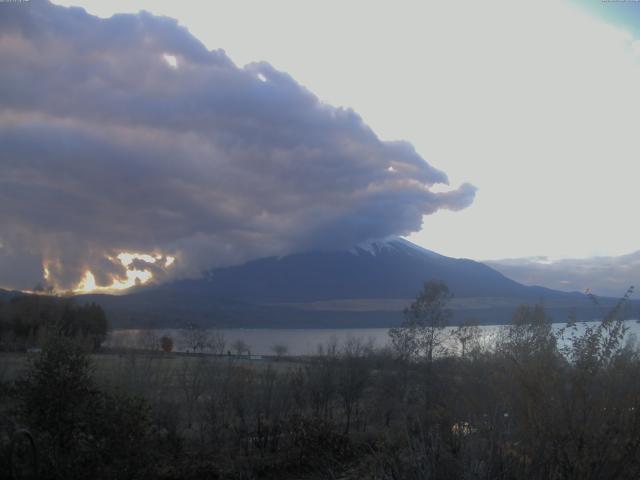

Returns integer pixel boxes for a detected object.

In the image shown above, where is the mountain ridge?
[161,237,582,302]
[74,239,620,328]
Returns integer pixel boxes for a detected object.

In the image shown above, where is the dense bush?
[12,338,153,480]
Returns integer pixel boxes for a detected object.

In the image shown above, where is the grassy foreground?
[3,294,640,479]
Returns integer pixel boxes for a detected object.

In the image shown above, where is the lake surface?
[108,320,640,356]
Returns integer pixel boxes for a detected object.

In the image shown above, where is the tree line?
[0,294,108,352]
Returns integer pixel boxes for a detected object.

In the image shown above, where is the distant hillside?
[74,239,631,329]
[487,251,640,298]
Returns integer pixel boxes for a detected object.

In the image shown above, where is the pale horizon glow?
[48,0,640,264]
[74,268,154,294]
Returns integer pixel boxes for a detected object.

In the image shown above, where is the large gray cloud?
[0,0,475,291]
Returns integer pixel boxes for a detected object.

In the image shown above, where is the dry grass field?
[1,351,299,392]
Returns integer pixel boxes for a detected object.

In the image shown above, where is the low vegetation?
[1,283,640,479]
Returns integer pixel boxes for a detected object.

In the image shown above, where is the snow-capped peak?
[348,236,441,257]
[348,236,397,255]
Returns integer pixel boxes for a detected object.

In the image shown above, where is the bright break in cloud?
[0,0,476,292]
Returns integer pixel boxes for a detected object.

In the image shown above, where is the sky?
[1,0,639,293]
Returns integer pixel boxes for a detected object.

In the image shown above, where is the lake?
[107,320,640,356]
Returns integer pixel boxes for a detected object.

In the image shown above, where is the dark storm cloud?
[0,0,476,290]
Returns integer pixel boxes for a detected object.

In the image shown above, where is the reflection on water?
[107,320,640,356]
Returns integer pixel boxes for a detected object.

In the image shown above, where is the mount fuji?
[78,238,613,328]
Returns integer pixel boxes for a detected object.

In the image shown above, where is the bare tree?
[389,281,452,362]
[176,356,210,428]
[180,323,210,353]
[316,335,339,357]
[342,336,374,358]
[137,330,160,352]
[209,328,226,355]
[451,319,481,358]
[271,344,289,359]
[338,337,372,433]
[231,339,249,356]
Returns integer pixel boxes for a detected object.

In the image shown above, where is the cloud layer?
[488,253,640,298]
[0,0,475,291]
